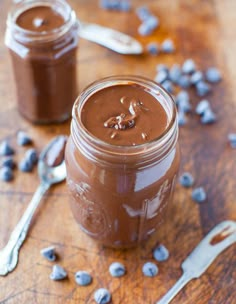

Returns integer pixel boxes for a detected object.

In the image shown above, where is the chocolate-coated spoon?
[156,220,236,304]
[79,21,143,54]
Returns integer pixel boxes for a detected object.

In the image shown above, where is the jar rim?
[6,0,77,43]
[72,75,178,158]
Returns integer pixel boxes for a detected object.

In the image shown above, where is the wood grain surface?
[0,0,235,303]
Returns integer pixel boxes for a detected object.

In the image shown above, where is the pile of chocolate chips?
[99,0,131,11]
[41,243,170,304]
[135,6,176,54]
[0,131,38,182]
[154,59,222,126]
[136,6,159,36]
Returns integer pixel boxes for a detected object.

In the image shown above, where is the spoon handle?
[156,272,192,304]
[0,182,50,276]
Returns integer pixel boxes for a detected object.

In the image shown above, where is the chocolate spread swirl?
[104,98,145,131]
[81,84,168,146]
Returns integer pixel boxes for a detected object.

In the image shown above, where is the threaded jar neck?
[5,0,78,45]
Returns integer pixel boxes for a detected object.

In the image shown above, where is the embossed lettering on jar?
[5,0,79,123]
[65,76,180,248]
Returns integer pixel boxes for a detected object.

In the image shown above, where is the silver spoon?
[0,135,67,276]
[79,21,143,54]
[156,220,236,304]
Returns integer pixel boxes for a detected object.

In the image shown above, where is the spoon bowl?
[38,135,67,185]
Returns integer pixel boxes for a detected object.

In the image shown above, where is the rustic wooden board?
[0,0,235,303]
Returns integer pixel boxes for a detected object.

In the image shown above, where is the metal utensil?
[0,136,67,276]
[79,21,143,54]
[156,220,236,304]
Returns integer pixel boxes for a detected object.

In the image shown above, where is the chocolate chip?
[200,108,216,124]
[155,70,169,84]
[145,15,159,29]
[156,64,169,73]
[162,80,174,93]
[75,271,92,286]
[142,262,158,277]
[104,113,135,130]
[177,75,191,89]
[192,187,207,203]
[0,157,16,169]
[0,141,14,156]
[153,244,169,262]
[146,42,159,55]
[136,6,151,21]
[205,67,222,83]
[161,39,175,53]
[179,172,194,188]
[196,81,211,96]
[169,64,182,83]
[25,148,38,164]
[17,131,32,146]
[100,0,131,11]
[119,1,131,11]
[100,0,112,10]
[0,167,13,182]
[176,90,190,105]
[182,59,196,74]
[138,23,153,36]
[40,246,56,262]
[19,158,33,172]
[138,16,159,36]
[178,98,191,113]
[109,262,126,277]
[50,265,67,281]
[190,71,204,84]
[94,288,111,304]
[195,99,210,115]
[228,133,236,148]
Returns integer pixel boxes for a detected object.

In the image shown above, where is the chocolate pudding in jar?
[65,76,180,248]
[5,0,79,123]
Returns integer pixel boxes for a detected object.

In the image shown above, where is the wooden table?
[0,1,235,303]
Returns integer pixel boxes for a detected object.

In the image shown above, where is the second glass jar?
[5,0,79,123]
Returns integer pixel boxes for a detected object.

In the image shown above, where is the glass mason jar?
[65,76,180,248]
[5,0,79,124]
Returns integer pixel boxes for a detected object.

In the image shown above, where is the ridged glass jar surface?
[65,76,180,248]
